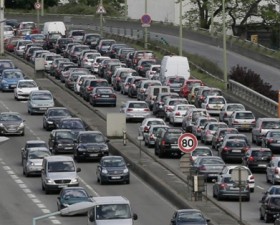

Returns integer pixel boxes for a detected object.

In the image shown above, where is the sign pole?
[239,167,242,223]
[0,0,4,55]
[144,0,148,49]
[100,0,103,37]
[36,0,40,29]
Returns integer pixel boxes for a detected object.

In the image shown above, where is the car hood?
[48,172,78,180]
[106,166,126,172]
[2,79,21,83]
[1,121,22,126]
[79,143,107,149]
[48,116,71,121]
[57,138,74,144]
[17,87,39,93]
[94,219,133,225]
[61,197,92,205]
[28,159,43,166]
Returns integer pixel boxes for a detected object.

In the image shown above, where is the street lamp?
[179,0,183,56]
[32,202,95,225]
[100,0,103,36]
[0,0,4,55]
[222,0,228,89]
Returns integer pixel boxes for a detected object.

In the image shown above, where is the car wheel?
[212,190,216,198]
[250,188,254,193]
[217,193,222,201]
[45,188,50,194]
[158,149,164,158]
[260,211,264,220]
[100,177,104,185]
[21,130,25,136]
[57,203,61,211]
[266,174,270,183]
[245,196,250,202]
[126,179,130,184]
[154,147,158,155]
[252,134,255,143]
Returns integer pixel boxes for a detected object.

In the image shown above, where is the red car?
[179,79,204,98]
[5,37,21,52]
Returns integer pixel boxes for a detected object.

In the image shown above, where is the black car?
[170,209,210,225]
[57,187,92,211]
[154,127,183,158]
[260,185,280,203]
[57,117,87,138]
[242,147,272,172]
[73,131,109,162]
[55,38,74,54]
[262,130,280,153]
[260,195,280,223]
[48,129,76,154]
[43,107,72,131]
[96,156,130,184]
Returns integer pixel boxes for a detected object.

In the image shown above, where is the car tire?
[100,177,104,185]
[266,174,270,183]
[217,193,222,201]
[126,179,130,184]
[42,183,45,191]
[45,188,50,194]
[250,188,254,193]
[21,131,25,136]
[245,196,250,202]
[260,211,264,220]
[264,213,270,223]
[154,147,158,155]
[158,149,164,158]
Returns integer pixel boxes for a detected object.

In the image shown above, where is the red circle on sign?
[178,133,198,153]
[34,2,41,9]
[141,14,152,24]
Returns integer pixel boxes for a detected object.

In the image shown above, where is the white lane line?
[14,179,24,184]
[19,183,27,188]
[37,204,47,208]
[52,220,61,224]
[42,209,51,214]
[27,193,36,198]
[6,170,15,175]
[257,185,264,190]
[79,177,100,197]
[3,166,11,170]
[22,188,32,193]
[32,198,41,204]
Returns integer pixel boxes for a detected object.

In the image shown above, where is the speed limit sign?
[178,133,198,153]
[34,2,41,10]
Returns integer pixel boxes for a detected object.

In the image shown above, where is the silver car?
[22,148,51,177]
[144,124,169,148]
[266,157,280,185]
[27,90,55,115]
[120,101,151,122]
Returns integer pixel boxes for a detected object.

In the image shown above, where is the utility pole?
[144,0,148,49]
[0,0,4,55]
[179,0,183,56]
[41,0,44,16]
[100,0,103,36]
[222,0,228,89]
[124,0,128,21]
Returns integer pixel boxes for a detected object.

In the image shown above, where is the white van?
[159,55,190,83]
[87,196,138,225]
[145,85,170,109]
[43,21,66,36]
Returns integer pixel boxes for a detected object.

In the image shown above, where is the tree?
[5,0,58,9]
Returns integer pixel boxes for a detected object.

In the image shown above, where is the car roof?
[26,140,46,144]
[101,156,124,160]
[78,131,102,135]
[249,147,271,151]
[45,155,74,162]
[92,196,129,205]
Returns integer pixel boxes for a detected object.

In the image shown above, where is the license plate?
[208,174,217,177]
[111,176,121,179]
[232,149,241,152]
[58,185,67,188]
[10,85,16,88]
[171,145,178,149]
[64,147,73,150]
[39,108,47,110]
[242,124,249,128]
[229,187,239,190]
[101,95,109,98]
[90,153,98,157]
[258,164,267,167]
[8,129,16,132]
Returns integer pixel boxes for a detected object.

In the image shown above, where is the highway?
[0,52,273,225]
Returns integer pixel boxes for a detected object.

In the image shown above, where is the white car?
[201,95,227,115]
[42,53,62,72]
[145,64,161,79]
[4,25,14,39]
[163,98,189,121]
[169,104,195,125]
[228,110,256,131]
[221,165,255,192]
[138,118,166,137]
[14,79,39,100]
[73,74,96,94]
[120,101,151,122]
[91,56,110,74]
[219,103,246,124]
[144,124,169,148]
[80,52,101,69]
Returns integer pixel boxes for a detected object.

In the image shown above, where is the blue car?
[0,69,24,91]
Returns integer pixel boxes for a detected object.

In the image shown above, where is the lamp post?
[124,0,128,21]
[100,0,103,37]
[210,0,214,36]
[179,0,183,56]
[32,202,95,225]
[222,0,228,89]
[144,0,148,49]
[0,0,4,55]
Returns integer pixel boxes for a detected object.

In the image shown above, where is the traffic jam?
[3,18,280,225]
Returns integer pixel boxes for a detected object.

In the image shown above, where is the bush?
[229,65,278,101]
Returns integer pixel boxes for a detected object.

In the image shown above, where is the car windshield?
[192,149,211,156]
[32,93,52,100]
[91,80,108,87]
[3,71,23,79]
[128,102,148,108]
[0,114,22,121]
[96,204,131,220]
[49,109,70,117]
[147,120,165,126]
[48,161,75,172]
[63,190,88,199]
[60,120,84,129]
[56,131,74,140]
[178,212,205,222]
[102,159,125,167]
[251,150,272,157]
[227,105,245,111]
[80,133,104,143]
[200,158,224,165]
[226,141,246,147]
[96,88,113,94]
[209,97,225,104]
[168,77,185,84]
[26,143,47,148]
[28,151,50,159]
[18,81,37,88]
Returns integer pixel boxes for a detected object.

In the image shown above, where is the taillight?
[219,183,228,189]
[233,120,239,124]
[87,87,93,91]
[144,126,149,132]
[223,146,230,152]
[175,112,180,116]
[144,108,150,112]
[268,138,275,143]
[248,156,254,161]
[250,175,254,180]
[243,146,249,152]
[275,168,279,174]
[161,140,166,145]
[251,120,256,124]
[199,165,206,171]
[127,108,133,112]
[149,134,155,140]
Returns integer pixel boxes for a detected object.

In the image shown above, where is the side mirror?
[89,214,95,222]
[133,213,138,220]
[106,139,110,143]
[76,167,81,172]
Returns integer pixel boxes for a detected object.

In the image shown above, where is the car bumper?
[16,93,30,100]
[126,112,151,120]
[231,124,254,130]
[26,165,43,175]
[173,117,184,123]
[76,151,109,160]
[44,182,79,191]
[92,99,116,105]
[100,173,130,183]
[29,106,51,114]
[0,127,24,135]
[218,190,250,199]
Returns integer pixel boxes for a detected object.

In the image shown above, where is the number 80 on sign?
[178,133,198,153]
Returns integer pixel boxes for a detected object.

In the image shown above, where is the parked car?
[213,174,250,201]
[96,156,130,184]
[242,147,272,172]
[73,131,109,162]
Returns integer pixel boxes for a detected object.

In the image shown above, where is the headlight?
[101,168,108,174]
[71,178,78,183]
[19,122,25,128]
[47,121,54,124]
[78,147,86,151]
[123,168,129,173]
[18,90,23,93]
[46,179,54,184]
[0,123,3,127]
[30,102,38,107]
[27,161,35,166]
[58,144,62,147]
[101,146,109,151]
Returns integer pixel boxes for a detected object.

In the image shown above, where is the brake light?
[251,120,256,124]
[275,168,279,174]
[175,112,180,116]
[149,134,155,140]
[144,126,149,132]
[223,146,230,151]
[144,108,150,112]
[219,183,228,189]
[161,140,166,145]
[87,86,93,91]
[268,138,275,143]
[248,156,254,161]
[199,165,206,171]
[243,146,249,152]
[110,94,116,98]
[250,175,254,180]
[233,120,239,124]
[127,108,133,112]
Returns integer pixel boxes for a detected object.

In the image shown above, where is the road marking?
[257,185,264,190]
[79,176,100,197]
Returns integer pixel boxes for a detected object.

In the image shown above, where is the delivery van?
[43,21,66,36]
[87,196,138,225]
[145,85,170,109]
[159,55,190,83]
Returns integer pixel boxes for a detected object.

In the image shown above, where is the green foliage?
[229,65,277,101]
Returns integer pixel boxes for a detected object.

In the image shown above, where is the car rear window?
[209,97,225,104]
[236,112,254,119]
[192,149,212,156]
[129,103,148,108]
[90,80,109,87]
[251,150,272,157]
[226,141,246,147]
